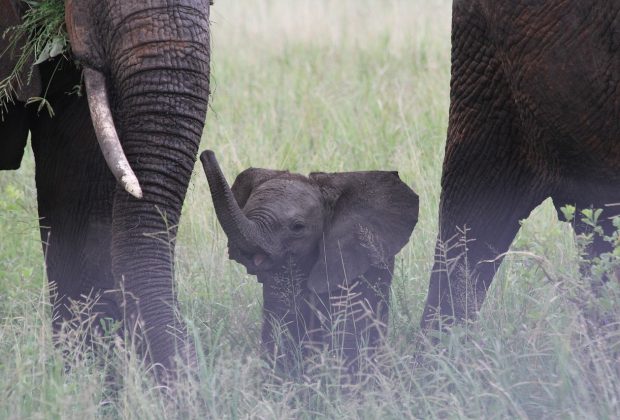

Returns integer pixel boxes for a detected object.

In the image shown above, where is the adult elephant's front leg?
[421,5,548,330]
[422,163,544,328]
[31,87,119,337]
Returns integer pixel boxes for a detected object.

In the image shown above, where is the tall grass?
[1,0,619,418]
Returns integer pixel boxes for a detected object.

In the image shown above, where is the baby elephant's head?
[200,150,419,295]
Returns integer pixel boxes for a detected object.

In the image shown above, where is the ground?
[1,1,619,418]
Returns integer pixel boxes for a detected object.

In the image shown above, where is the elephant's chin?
[228,245,277,276]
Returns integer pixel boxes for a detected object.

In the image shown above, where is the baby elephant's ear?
[307,171,419,294]
[231,168,288,207]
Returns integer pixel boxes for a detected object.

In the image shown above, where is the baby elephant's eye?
[291,222,306,232]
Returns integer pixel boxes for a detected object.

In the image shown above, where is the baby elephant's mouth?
[228,245,275,275]
[252,253,268,268]
[248,252,274,274]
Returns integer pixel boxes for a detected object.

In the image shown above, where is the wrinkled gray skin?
[422,1,620,330]
[0,0,211,380]
[200,151,419,372]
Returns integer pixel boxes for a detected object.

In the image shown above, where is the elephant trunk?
[200,150,270,255]
[100,2,212,378]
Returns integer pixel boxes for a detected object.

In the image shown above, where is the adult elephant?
[422,1,620,328]
[0,0,211,378]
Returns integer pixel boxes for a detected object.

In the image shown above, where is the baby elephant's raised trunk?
[200,150,269,254]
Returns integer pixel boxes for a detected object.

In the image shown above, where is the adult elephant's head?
[200,150,419,310]
[64,0,211,198]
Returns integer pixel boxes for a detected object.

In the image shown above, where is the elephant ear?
[0,0,41,102]
[307,171,419,294]
[231,167,288,207]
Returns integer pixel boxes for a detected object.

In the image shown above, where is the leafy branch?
[0,0,68,111]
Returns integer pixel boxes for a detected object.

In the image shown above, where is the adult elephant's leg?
[421,182,543,328]
[30,82,119,337]
[420,5,548,329]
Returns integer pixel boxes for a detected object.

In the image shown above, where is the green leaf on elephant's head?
[0,0,68,108]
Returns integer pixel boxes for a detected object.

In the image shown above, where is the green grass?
[1,0,620,418]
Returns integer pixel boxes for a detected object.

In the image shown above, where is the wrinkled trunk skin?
[102,1,211,375]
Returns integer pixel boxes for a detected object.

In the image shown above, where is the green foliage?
[560,203,576,222]
[576,207,620,293]
[0,0,68,110]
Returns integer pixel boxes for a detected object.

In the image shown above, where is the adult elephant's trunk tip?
[200,150,268,254]
[83,67,143,199]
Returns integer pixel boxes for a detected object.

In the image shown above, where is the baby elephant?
[200,150,419,372]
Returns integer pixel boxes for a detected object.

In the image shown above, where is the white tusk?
[83,67,143,199]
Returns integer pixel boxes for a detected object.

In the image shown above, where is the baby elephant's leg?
[331,261,394,373]
[357,262,394,356]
